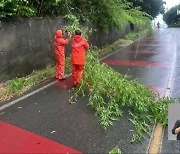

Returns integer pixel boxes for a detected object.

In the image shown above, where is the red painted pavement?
[0,120,82,154]
[102,60,169,68]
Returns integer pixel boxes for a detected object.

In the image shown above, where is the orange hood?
[55,30,63,38]
[73,35,84,43]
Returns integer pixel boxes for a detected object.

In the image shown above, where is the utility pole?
[177,9,180,15]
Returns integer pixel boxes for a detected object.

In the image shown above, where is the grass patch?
[99,39,133,56]
[125,32,140,40]
[101,30,152,57]
[0,65,55,102]
[125,29,153,40]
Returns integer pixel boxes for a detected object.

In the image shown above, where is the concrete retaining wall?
[0,18,132,82]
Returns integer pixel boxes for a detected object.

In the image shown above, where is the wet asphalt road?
[161,28,180,154]
[0,27,179,153]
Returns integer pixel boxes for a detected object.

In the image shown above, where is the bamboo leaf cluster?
[70,50,173,142]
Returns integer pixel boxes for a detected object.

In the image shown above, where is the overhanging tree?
[163,4,180,27]
[0,0,36,19]
[0,0,152,30]
[127,0,165,18]
[58,0,151,30]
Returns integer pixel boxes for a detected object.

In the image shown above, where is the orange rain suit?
[54,30,69,79]
[71,35,89,86]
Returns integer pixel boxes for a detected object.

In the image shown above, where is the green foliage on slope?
[163,4,180,27]
[0,0,152,31]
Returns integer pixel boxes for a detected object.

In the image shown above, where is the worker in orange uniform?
[54,30,69,80]
[71,30,89,87]
[157,22,160,29]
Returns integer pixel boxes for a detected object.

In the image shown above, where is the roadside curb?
[148,123,164,154]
